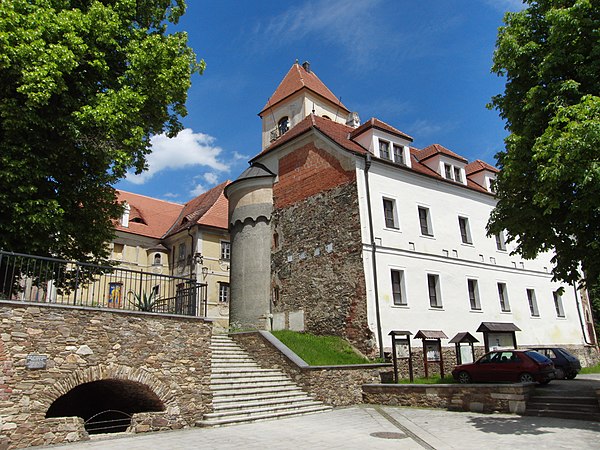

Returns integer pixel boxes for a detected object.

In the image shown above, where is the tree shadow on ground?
[467,415,600,436]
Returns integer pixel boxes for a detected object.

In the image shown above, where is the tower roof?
[259,62,349,116]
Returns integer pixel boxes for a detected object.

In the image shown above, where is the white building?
[226,61,597,363]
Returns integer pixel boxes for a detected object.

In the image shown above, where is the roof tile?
[115,192,183,239]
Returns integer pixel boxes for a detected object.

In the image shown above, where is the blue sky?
[115,0,526,202]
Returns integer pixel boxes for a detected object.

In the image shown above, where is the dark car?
[452,350,555,384]
[528,347,581,379]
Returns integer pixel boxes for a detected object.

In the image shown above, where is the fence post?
[73,264,80,305]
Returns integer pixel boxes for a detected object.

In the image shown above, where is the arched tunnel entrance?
[45,379,165,434]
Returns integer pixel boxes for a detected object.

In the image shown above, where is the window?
[427,274,442,308]
[467,279,481,310]
[178,243,186,261]
[393,144,405,165]
[112,243,124,260]
[497,282,510,312]
[379,140,390,160]
[458,217,472,244]
[391,270,406,306]
[453,167,462,183]
[444,163,453,180]
[153,253,161,266]
[553,291,565,317]
[418,206,433,236]
[527,289,539,316]
[219,283,230,303]
[278,116,289,136]
[495,232,506,251]
[382,198,398,229]
[220,241,231,261]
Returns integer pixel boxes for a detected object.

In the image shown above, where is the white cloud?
[126,129,230,185]
[189,183,207,197]
[202,172,219,184]
[162,192,180,199]
[232,151,249,161]
[484,0,527,12]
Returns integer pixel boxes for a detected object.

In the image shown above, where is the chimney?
[121,203,130,228]
[346,112,360,128]
[302,61,311,73]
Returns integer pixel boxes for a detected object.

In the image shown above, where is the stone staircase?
[197,334,331,427]
[523,380,600,421]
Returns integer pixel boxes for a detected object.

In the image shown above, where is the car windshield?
[525,351,551,363]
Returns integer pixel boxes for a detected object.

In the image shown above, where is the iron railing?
[0,251,207,317]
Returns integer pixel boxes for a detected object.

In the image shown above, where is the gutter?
[364,153,384,358]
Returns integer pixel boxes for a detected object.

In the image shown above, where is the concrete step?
[527,396,597,406]
[211,384,304,396]
[527,401,599,413]
[212,391,310,406]
[212,396,319,412]
[197,405,332,427]
[211,373,290,383]
[205,400,326,419]
[211,379,298,390]
[211,368,282,376]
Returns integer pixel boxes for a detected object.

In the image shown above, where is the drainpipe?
[364,153,384,358]
[573,283,592,345]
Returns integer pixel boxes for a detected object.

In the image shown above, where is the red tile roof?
[466,159,499,175]
[350,117,413,142]
[165,181,231,236]
[416,143,468,163]
[251,114,367,162]
[259,63,349,116]
[115,191,183,239]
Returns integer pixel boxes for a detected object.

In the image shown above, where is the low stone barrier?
[362,383,535,414]
[231,331,391,406]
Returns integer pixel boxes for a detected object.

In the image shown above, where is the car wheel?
[566,372,577,380]
[458,371,471,384]
[519,372,535,383]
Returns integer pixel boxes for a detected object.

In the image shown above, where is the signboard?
[394,339,410,359]
[26,354,47,370]
[108,282,122,308]
[425,341,440,362]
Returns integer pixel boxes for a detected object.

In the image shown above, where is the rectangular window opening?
[393,144,405,165]
[418,206,433,236]
[498,282,510,312]
[427,274,442,308]
[495,232,506,251]
[467,279,481,310]
[219,282,230,303]
[453,167,462,183]
[444,163,453,180]
[220,241,231,261]
[383,198,398,229]
[553,291,565,317]
[391,269,406,306]
[527,288,539,317]
[458,217,472,244]
[379,140,391,160]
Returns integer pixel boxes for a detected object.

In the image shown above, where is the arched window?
[153,253,161,266]
[322,115,331,120]
[278,116,289,136]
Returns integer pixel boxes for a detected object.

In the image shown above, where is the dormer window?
[393,144,405,165]
[379,139,391,160]
[453,167,462,183]
[278,116,289,136]
[444,163,453,179]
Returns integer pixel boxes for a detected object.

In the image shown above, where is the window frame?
[391,269,407,306]
[220,241,231,261]
[497,282,510,312]
[453,167,462,183]
[467,278,481,310]
[218,282,230,303]
[382,197,399,230]
[458,216,472,244]
[444,163,453,180]
[495,232,507,251]
[526,288,539,317]
[553,290,565,317]
[392,144,405,165]
[427,273,442,308]
[379,139,391,160]
[418,206,433,237]
[278,116,289,136]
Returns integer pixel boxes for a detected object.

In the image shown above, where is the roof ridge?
[117,189,183,206]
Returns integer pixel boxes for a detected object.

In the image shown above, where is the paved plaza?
[39,403,600,450]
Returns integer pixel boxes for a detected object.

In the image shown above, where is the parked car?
[528,347,581,379]
[452,350,555,384]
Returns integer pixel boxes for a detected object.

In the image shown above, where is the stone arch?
[39,364,178,413]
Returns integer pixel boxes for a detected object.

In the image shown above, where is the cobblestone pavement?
[37,400,600,450]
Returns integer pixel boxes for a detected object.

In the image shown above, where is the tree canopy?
[0,0,203,262]
[488,0,600,285]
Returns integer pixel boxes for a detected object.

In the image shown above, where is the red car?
[452,350,555,384]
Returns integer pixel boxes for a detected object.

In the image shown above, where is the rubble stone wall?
[0,301,212,450]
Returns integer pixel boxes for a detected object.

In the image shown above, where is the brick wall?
[0,301,212,449]
[274,143,356,209]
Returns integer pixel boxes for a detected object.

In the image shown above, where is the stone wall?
[271,179,374,354]
[362,383,535,414]
[231,331,390,406]
[0,301,212,449]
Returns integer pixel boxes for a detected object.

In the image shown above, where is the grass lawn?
[397,375,455,384]
[581,363,600,374]
[271,330,374,365]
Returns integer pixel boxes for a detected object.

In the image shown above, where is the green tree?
[488,0,600,285]
[0,0,203,262]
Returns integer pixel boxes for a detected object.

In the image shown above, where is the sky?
[114,0,527,203]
